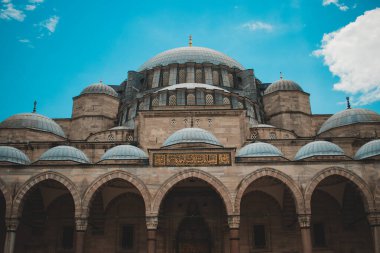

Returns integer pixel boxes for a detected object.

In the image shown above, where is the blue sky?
[0,0,379,121]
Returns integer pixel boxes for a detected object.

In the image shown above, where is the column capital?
[367,212,380,226]
[228,215,240,229]
[298,214,312,228]
[75,217,88,231]
[5,218,19,232]
[146,216,158,230]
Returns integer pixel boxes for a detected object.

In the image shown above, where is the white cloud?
[39,15,59,33]
[322,0,349,11]
[313,8,380,105]
[2,0,11,3]
[19,38,30,43]
[29,0,44,3]
[0,3,25,21]
[25,4,36,11]
[242,21,273,32]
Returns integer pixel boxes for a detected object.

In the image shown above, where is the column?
[228,215,240,253]
[367,212,380,253]
[298,214,313,253]
[146,216,158,253]
[75,217,88,253]
[3,218,18,253]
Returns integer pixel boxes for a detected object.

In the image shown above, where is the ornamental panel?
[153,153,231,167]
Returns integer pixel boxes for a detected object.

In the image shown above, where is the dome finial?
[189,34,192,47]
[346,96,351,109]
[32,100,37,113]
[280,71,283,80]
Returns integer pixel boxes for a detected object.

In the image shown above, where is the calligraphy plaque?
[153,153,231,167]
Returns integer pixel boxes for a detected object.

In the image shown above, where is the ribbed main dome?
[0,146,30,165]
[101,145,148,160]
[295,141,345,160]
[318,108,380,134]
[138,46,244,71]
[237,142,283,157]
[80,83,118,98]
[39,146,90,163]
[264,79,303,95]
[163,128,222,147]
[354,139,380,160]
[0,113,66,138]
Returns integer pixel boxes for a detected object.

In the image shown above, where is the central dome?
[138,46,244,71]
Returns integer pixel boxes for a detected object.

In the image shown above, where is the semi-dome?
[163,128,222,147]
[80,83,118,98]
[354,139,380,160]
[295,141,345,160]
[157,83,229,92]
[101,145,148,160]
[318,108,380,134]
[264,79,303,95]
[236,142,283,157]
[39,145,90,163]
[0,113,66,138]
[138,46,244,71]
[0,146,30,165]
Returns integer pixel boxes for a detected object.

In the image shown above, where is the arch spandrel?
[304,167,375,213]
[234,168,305,214]
[82,170,151,217]
[151,169,234,216]
[11,171,81,218]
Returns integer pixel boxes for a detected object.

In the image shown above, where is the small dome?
[354,139,380,160]
[139,46,244,71]
[295,141,345,160]
[80,83,118,98]
[163,128,222,147]
[264,79,303,95]
[0,113,66,138]
[0,146,30,165]
[39,146,90,163]
[101,145,148,160]
[157,83,228,93]
[318,108,380,134]
[236,142,283,157]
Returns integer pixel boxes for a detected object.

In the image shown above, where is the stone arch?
[304,167,374,213]
[12,171,81,218]
[82,170,151,216]
[234,168,304,214]
[151,169,233,215]
[0,178,12,217]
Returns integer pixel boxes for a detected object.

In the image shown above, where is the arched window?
[169,95,177,106]
[151,97,159,107]
[223,97,231,105]
[206,94,214,105]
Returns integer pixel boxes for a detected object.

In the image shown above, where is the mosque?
[0,38,380,253]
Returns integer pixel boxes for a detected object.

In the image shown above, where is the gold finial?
[189,35,192,47]
[280,72,283,80]
[346,97,351,109]
[32,100,37,113]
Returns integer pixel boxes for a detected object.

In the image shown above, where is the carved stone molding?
[298,214,311,228]
[5,218,19,232]
[146,216,158,230]
[367,212,380,226]
[228,215,240,229]
[75,217,88,231]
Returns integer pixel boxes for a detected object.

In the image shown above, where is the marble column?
[298,214,313,253]
[75,217,88,253]
[228,215,240,253]
[146,216,158,253]
[368,212,380,253]
[3,218,19,253]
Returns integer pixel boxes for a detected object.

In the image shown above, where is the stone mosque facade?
[0,42,380,253]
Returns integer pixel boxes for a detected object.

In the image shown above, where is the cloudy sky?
[0,0,379,120]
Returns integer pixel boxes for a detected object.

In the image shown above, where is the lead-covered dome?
[157,83,229,93]
[80,83,118,98]
[237,142,283,157]
[101,145,148,160]
[354,139,380,160]
[294,141,345,160]
[264,79,303,95]
[318,108,380,134]
[39,145,90,163]
[0,146,30,165]
[138,46,244,71]
[163,128,222,147]
[0,113,66,138]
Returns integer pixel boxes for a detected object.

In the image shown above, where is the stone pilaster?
[4,218,19,253]
[75,217,88,253]
[228,215,240,253]
[298,214,312,253]
[146,216,158,253]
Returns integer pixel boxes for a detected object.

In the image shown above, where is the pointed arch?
[234,168,304,214]
[151,169,233,215]
[304,167,374,213]
[0,178,12,217]
[82,170,151,216]
[11,171,81,218]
